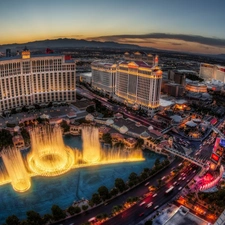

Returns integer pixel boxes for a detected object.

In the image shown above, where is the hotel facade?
[116,61,162,112]
[0,48,76,112]
[91,61,117,96]
[200,63,225,83]
[91,53,162,114]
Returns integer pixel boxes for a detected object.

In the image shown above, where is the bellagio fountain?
[0,125,144,192]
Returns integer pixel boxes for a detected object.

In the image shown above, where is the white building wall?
[116,62,162,110]
[0,54,76,112]
[91,62,116,96]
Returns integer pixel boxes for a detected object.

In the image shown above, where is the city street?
[52,159,199,225]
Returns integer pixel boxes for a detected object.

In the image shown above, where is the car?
[178,187,182,191]
[173,181,177,185]
[146,202,153,208]
[139,201,146,206]
[139,212,145,217]
[154,205,159,210]
[145,182,150,186]
[182,177,186,180]
[152,193,157,197]
[178,177,182,181]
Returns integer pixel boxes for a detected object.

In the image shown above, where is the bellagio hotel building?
[0,48,76,112]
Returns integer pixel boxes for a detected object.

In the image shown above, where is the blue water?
[0,135,165,224]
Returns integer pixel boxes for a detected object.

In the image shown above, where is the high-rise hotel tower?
[0,48,76,112]
[91,61,117,96]
[116,61,162,113]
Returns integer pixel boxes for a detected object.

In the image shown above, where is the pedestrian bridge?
[211,126,225,139]
[164,147,206,168]
[161,125,175,134]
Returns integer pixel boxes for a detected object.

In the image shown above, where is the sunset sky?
[1,0,225,54]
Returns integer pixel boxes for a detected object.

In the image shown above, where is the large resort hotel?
[0,48,76,113]
[116,61,162,111]
[91,52,162,114]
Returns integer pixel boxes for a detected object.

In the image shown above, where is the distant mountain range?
[0,38,144,52]
[0,38,224,59]
[213,54,225,59]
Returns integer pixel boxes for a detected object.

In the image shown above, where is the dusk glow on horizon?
[1,0,225,53]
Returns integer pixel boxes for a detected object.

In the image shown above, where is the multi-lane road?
[52,159,199,225]
[102,163,199,225]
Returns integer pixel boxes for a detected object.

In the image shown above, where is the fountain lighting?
[0,125,144,193]
[28,126,74,176]
[1,147,31,192]
[81,126,144,164]
[82,126,101,163]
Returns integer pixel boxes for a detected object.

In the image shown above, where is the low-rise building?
[123,137,137,149]
[12,135,25,149]
[98,126,111,139]
[70,124,81,135]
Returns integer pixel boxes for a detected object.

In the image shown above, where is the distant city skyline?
[1,0,225,54]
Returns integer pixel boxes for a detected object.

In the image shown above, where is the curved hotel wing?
[91,61,117,96]
[116,61,162,111]
[200,63,225,83]
[0,49,76,112]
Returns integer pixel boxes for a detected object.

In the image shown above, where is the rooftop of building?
[164,206,208,225]
[175,69,198,74]
[0,53,62,61]
[0,53,75,64]
[119,60,152,69]
[91,60,117,67]
[186,82,207,87]
[71,99,95,110]
[113,118,149,135]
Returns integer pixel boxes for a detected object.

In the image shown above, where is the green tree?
[94,100,102,111]
[51,205,66,221]
[6,215,20,225]
[112,205,123,214]
[98,185,110,200]
[96,213,108,221]
[20,221,29,225]
[42,214,52,224]
[128,172,139,185]
[21,128,30,145]
[26,210,43,225]
[140,171,148,180]
[154,158,161,167]
[129,172,139,181]
[143,168,151,175]
[67,206,76,215]
[60,120,70,133]
[145,220,153,225]
[135,138,144,148]
[0,129,13,151]
[91,193,102,205]
[110,187,119,196]
[82,204,89,211]
[88,200,94,207]
[74,206,81,214]
[115,178,126,192]
[102,133,112,144]
[86,105,95,113]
